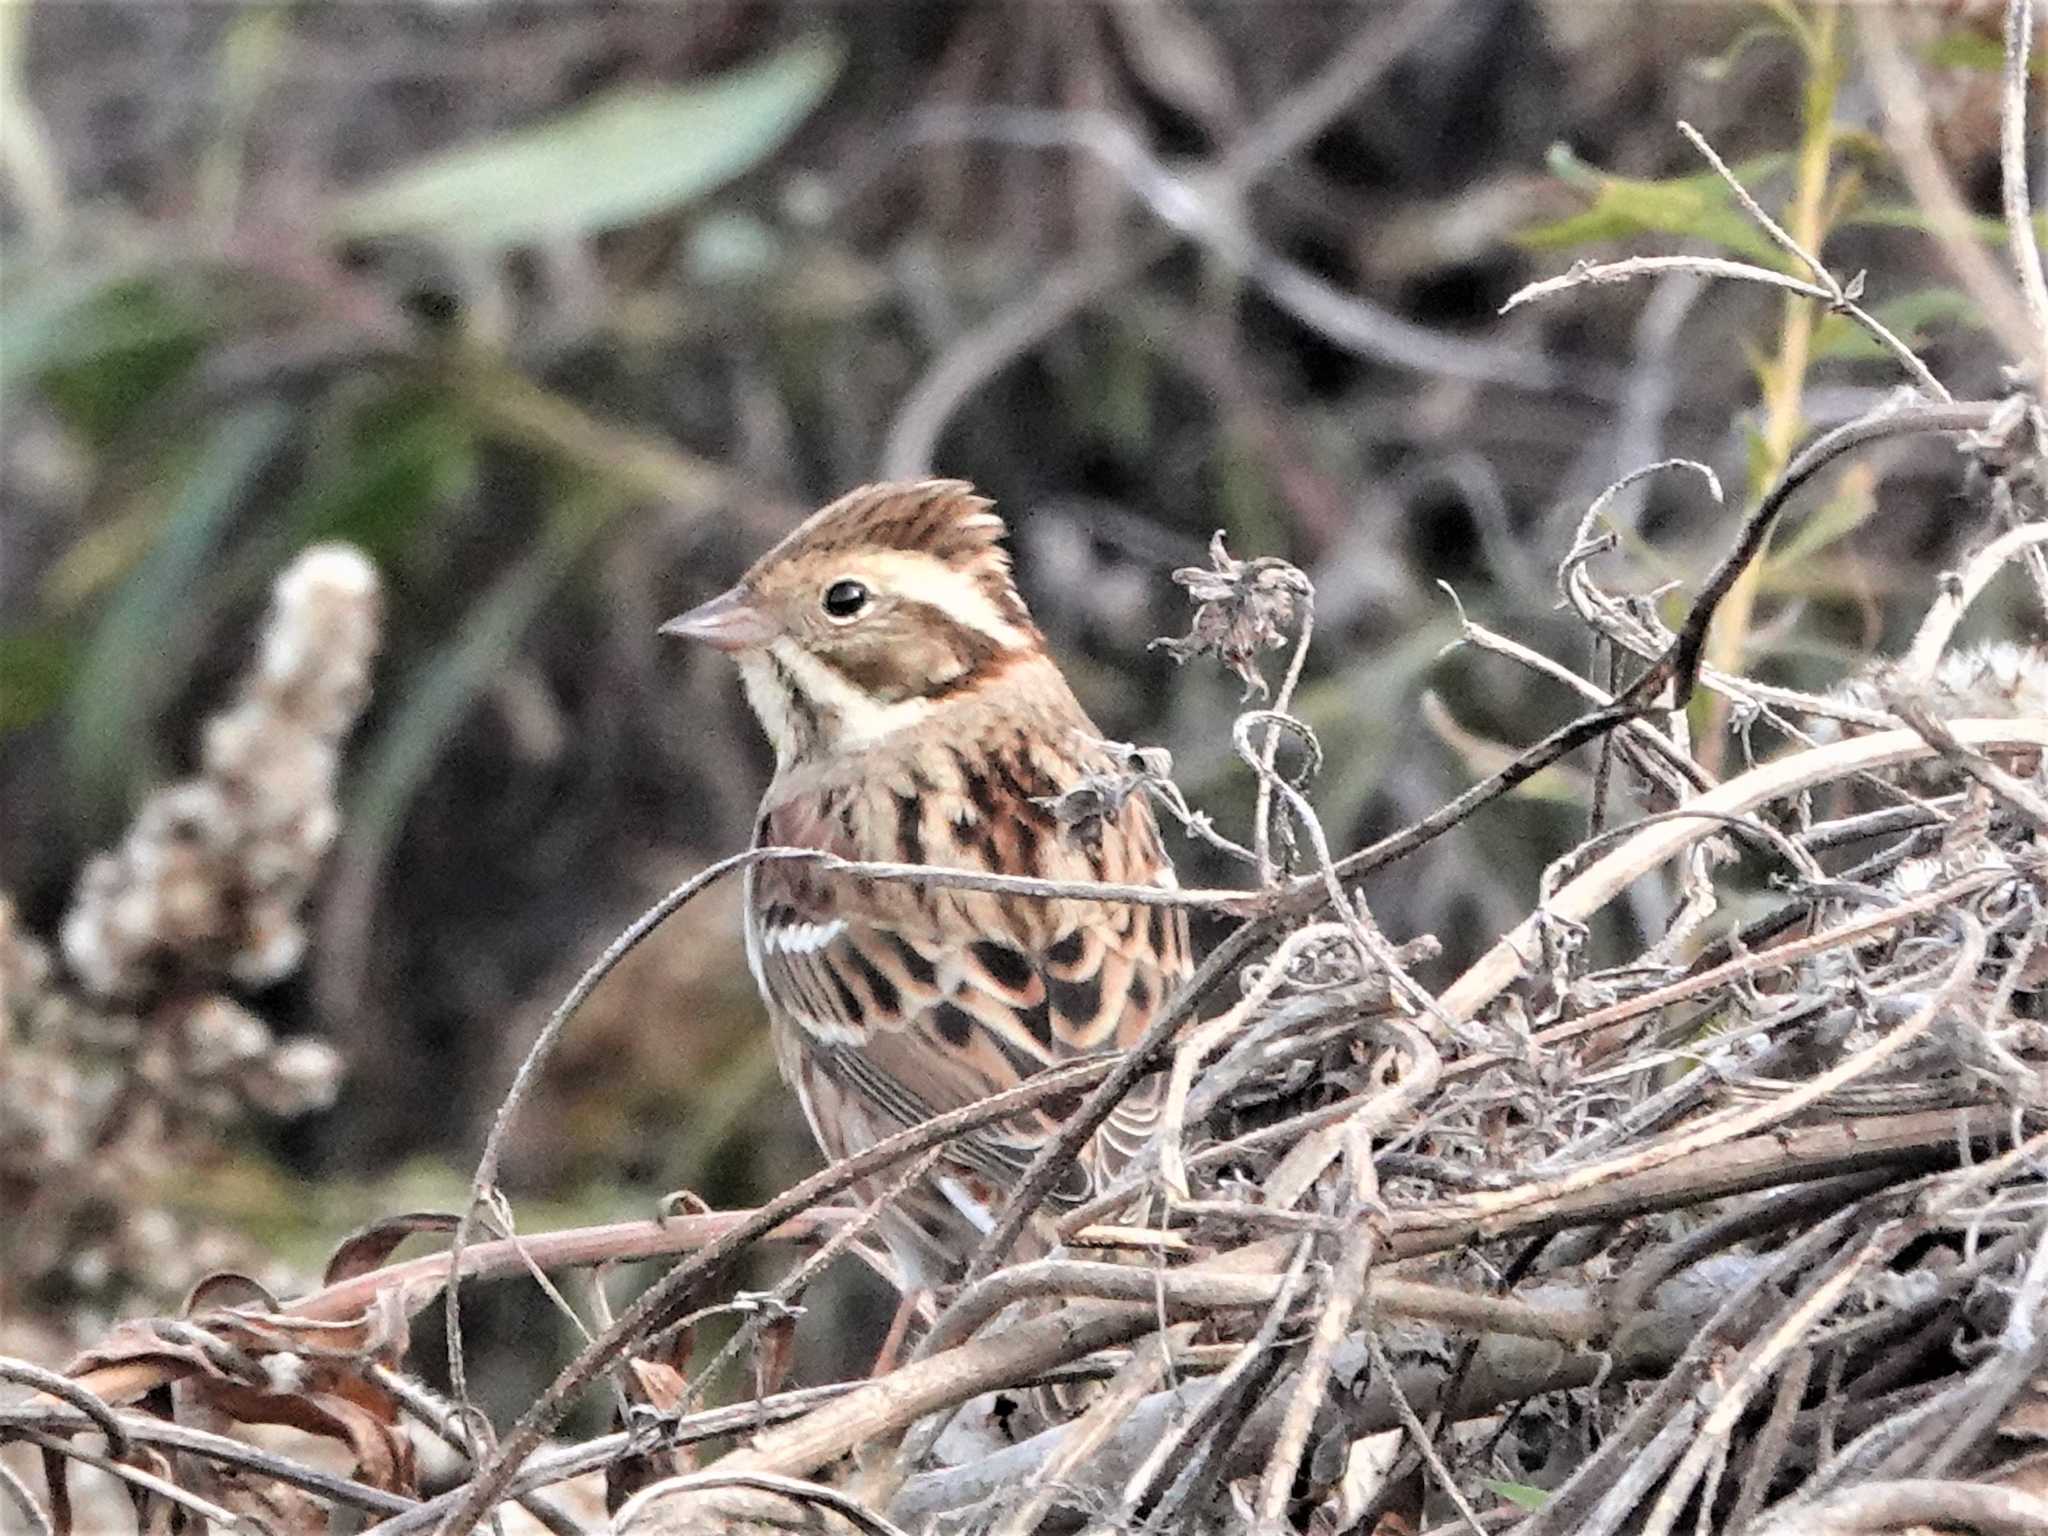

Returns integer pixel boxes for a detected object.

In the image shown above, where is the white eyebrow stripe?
[852,551,1032,650]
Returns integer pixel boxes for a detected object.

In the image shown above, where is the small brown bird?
[664,480,1189,1292]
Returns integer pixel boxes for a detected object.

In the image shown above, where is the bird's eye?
[822,579,869,619]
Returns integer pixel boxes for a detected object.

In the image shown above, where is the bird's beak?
[659,586,778,653]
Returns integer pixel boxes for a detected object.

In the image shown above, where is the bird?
[662,479,1191,1297]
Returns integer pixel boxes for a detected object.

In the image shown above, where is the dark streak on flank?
[1017,997,1055,1048]
[1048,972,1102,1031]
[996,754,1057,823]
[843,942,902,1018]
[828,965,867,1026]
[895,793,925,863]
[889,933,938,986]
[991,1020,1050,1080]
[933,1002,975,1049]
[1037,1088,1086,1122]
[971,940,1034,994]
[1047,931,1086,969]
[963,766,1001,822]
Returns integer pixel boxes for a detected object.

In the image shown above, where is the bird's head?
[664,479,1046,763]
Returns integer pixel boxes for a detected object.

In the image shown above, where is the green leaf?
[63,402,292,810]
[1812,286,1981,362]
[1520,145,1790,263]
[1845,201,2048,247]
[1927,30,2048,78]
[0,622,77,734]
[23,275,210,446]
[282,387,477,564]
[1689,20,1794,83]
[330,35,843,250]
[1482,1480,1549,1512]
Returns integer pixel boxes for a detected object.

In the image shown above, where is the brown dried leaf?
[661,1189,715,1218]
[322,1211,461,1284]
[183,1272,280,1314]
[627,1358,689,1417]
[754,1312,799,1402]
[187,1461,330,1536]
[190,1380,415,1492]
[606,1361,697,1515]
[66,1290,421,1503]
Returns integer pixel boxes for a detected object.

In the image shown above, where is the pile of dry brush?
[15,8,2048,1535]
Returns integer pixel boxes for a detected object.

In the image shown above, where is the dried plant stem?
[1677,118,1950,403]
[2003,0,2048,378]
[2,1404,419,1518]
[1253,605,1314,883]
[1903,521,2048,680]
[720,1307,1158,1479]
[1253,1129,1381,1536]
[1435,718,2048,1028]
[62,1210,856,1409]
[0,1462,51,1536]
[1701,6,1839,753]
[614,1470,911,1536]
[0,1361,129,1460]
[1755,1479,2048,1536]
[682,1148,946,1412]
[13,1426,247,1531]
[1114,1237,1314,1526]
[1419,928,1984,1257]
[1485,869,2000,1060]
[990,1324,1193,1536]
[1891,701,2048,836]
[1157,920,1352,1200]
[922,1258,1601,1363]
[426,1052,1126,1536]
[1861,6,2041,371]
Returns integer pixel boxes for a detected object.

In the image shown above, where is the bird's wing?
[749,798,1190,1211]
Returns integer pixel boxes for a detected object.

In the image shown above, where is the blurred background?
[1,0,2030,1415]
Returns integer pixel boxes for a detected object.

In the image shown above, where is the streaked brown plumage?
[664,479,1188,1289]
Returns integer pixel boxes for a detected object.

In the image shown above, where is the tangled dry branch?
[12,4,2048,1533]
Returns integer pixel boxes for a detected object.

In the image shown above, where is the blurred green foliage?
[1,31,844,825]
[331,37,843,249]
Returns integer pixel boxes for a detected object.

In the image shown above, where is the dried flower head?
[1832,641,2048,725]
[1037,737,1175,848]
[1152,531,1312,700]
[61,544,381,1000]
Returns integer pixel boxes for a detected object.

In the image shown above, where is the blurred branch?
[1861,6,2041,375]
[2002,0,2048,383]
[882,0,1492,477]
